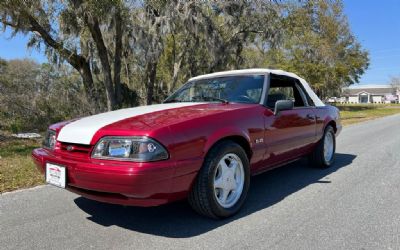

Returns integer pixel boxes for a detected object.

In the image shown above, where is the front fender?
[203,126,251,154]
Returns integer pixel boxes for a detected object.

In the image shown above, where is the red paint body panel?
[32,103,341,207]
[32,147,202,206]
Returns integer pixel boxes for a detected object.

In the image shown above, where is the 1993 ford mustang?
[32,69,341,218]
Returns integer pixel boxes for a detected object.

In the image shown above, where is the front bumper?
[32,148,201,206]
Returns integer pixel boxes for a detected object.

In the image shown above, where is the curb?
[0,185,47,196]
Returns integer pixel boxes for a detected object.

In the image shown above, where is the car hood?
[56,102,255,145]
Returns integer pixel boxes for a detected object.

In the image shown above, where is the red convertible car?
[32,69,341,218]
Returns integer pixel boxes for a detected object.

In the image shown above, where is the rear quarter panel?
[314,105,342,140]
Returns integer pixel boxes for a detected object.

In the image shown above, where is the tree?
[0,0,131,112]
[0,58,92,132]
[243,0,369,98]
[390,76,400,90]
[153,0,283,102]
[1,0,369,110]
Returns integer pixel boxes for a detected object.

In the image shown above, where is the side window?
[293,83,309,107]
[295,80,314,106]
[266,75,307,109]
[267,86,295,109]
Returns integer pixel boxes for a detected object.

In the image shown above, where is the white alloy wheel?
[323,131,334,163]
[213,153,245,208]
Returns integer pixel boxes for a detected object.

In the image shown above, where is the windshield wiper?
[191,95,229,104]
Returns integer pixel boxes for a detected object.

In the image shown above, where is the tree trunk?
[235,42,244,69]
[124,60,130,87]
[114,9,123,107]
[146,62,157,105]
[79,61,101,113]
[85,15,116,111]
[170,34,187,92]
[171,58,182,92]
[79,39,101,113]
[22,11,102,113]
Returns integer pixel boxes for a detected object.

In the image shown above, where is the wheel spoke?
[231,179,238,191]
[220,160,229,174]
[230,160,238,173]
[220,188,229,203]
[214,176,224,189]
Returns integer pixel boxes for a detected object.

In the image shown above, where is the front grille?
[59,142,92,157]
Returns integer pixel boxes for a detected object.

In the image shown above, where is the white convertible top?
[189,69,325,107]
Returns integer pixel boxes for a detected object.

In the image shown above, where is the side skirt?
[251,157,303,176]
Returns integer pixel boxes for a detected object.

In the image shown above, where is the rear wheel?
[309,125,336,168]
[188,140,250,219]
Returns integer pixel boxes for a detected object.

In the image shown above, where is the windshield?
[164,75,265,104]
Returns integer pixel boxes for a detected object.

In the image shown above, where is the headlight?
[91,136,169,162]
[43,129,56,150]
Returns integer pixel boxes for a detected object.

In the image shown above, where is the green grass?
[0,139,44,193]
[335,103,400,126]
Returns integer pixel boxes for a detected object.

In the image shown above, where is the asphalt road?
[1,114,400,250]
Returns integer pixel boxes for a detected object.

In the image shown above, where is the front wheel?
[188,141,250,219]
[309,125,336,168]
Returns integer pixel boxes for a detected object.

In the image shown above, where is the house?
[340,85,400,104]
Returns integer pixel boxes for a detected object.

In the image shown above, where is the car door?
[260,74,317,171]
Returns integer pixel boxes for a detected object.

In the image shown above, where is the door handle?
[306,114,315,120]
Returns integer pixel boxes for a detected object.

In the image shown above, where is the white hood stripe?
[57,103,205,145]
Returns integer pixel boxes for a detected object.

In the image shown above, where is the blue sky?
[0,29,46,63]
[343,0,400,84]
[0,1,399,85]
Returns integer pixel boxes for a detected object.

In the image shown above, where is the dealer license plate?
[46,163,66,188]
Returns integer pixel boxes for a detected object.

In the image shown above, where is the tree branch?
[23,12,86,71]
[0,19,22,29]
[10,10,101,112]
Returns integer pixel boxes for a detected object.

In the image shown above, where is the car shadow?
[74,153,356,238]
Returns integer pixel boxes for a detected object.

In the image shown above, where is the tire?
[188,140,250,219]
[309,125,336,168]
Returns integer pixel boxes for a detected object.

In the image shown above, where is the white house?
[341,85,400,104]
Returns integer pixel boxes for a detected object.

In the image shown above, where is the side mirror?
[274,100,293,114]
